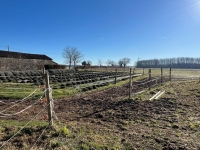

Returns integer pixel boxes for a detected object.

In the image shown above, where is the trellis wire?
[0,88,39,114]
[132,78,159,87]
[30,119,52,150]
[0,90,46,116]
[0,103,50,149]
[0,88,48,115]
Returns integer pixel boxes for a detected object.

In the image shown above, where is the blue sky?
[0,0,200,66]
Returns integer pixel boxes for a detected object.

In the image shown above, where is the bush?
[59,126,70,136]
[82,87,88,92]
[4,71,13,76]
[60,84,66,89]
[0,72,5,76]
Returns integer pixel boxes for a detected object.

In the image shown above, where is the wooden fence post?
[129,68,132,99]
[169,68,171,82]
[45,73,53,126]
[43,68,46,97]
[161,68,163,85]
[43,68,46,74]
[115,69,117,84]
[143,68,144,75]
[148,69,151,90]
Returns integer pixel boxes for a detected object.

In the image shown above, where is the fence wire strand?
[0,89,47,116]
[0,91,45,116]
[30,119,52,150]
[0,103,50,149]
[0,88,39,113]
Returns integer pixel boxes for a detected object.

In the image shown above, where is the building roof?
[0,50,52,60]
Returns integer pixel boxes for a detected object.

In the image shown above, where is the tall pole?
[45,73,53,126]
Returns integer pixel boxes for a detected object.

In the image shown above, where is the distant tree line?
[136,57,200,69]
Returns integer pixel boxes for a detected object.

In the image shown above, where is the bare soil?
[1,79,200,149]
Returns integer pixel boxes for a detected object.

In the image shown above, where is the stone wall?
[0,58,55,71]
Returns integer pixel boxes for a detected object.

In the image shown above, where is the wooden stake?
[43,68,46,74]
[169,68,172,82]
[45,73,53,126]
[115,69,117,84]
[129,68,132,99]
[148,69,151,90]
[161,68,163,85]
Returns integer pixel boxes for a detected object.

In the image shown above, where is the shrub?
[0,72,5,76]
[60,84,66,89]
[88,86,93,90]
[66,82,72,86]
[59,126,70,136]
[82,87,88,92]
[4,71,13,76]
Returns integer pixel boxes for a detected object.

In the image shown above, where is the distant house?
[0,50,57,71]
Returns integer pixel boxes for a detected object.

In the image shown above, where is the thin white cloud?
[157,36,166,39]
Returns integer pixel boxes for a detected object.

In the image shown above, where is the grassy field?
[0,68,199,99]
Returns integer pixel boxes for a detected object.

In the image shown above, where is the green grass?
[0,74,139,99]
[0,119,48,128]
[0,120,122,150]
[135,68,200,77]
[0,83,43,99]
[1,72,200,149]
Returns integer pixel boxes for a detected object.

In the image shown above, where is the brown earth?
[1,79,200,149]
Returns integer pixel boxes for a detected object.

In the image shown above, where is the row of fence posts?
[129,68,172,99]
[43,67,173,125]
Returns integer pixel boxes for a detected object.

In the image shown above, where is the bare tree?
[72,48,83,69]
[106,60,111,66]
[87,60,92,66]
[119,58,131,67]
[62,46,83,69]
[62,46,73,69]
[118,59,123,67]
[106,59,116,66]
[97,59,103,66]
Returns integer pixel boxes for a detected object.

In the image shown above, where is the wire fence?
[0,68,200,149]
[128,68,200,97]
[0,84,57,149]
